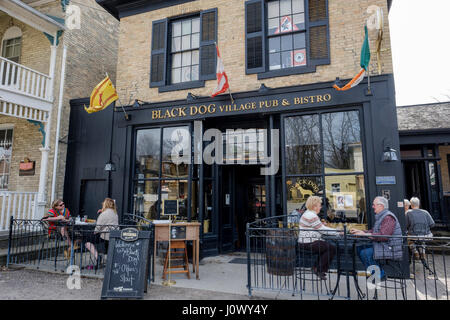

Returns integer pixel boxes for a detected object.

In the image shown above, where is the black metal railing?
[7,216,154,281]
[246,215,450,300]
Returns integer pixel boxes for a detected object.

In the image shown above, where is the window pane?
[192,18,200,33]
[191,33,200,49]
[325,175,366,225]
[162,126,189,178]
[191,65,199,81]
[293,13,305,30]
[192,50,199,65]
[281,34,293,51]
[172,68,181,84]
[269,53,281,70]
[286,177,323,214]
[173,21,182,37]
[203,181,213,232]
[293,49,307,66]
[268,1,279,18]
[285,115,322,174]
[172,37,181,52]
[135,129,161,179]
[133,181,160,219]
[269,37,280,53]
[182,35,191,50]
[161,180,189,219]
[172,53,182,68]
[182,66,191,82]
[182,19,191,35]
[281,51,293,68]
[322,111,363,173]
[280,0,292,15]
[292,0,304,13]
[293,32,306,49]
[268,18,280,36]
[182,51,191,66]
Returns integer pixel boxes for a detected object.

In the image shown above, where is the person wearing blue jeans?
[351,196,403,282]
[357,245,385,280]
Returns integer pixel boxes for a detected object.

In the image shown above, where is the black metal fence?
[246,215,450,300]
[7,216,154,280]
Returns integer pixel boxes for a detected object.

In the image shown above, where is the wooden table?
[154,222,200,280]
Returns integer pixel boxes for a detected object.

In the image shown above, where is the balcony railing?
[0,191,38,231]
[0,56,51,102]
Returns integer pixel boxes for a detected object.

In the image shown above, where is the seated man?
[350,196,403,280]
[406,197,434,237]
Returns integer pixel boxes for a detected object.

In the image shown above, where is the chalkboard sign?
[162,199,179,216]
[171,225,186,239]
[101,228,151,299]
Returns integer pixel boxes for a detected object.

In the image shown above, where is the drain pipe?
[51,44,67,202]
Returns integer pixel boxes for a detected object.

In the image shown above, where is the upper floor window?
[245,0,329,79]
[171,17,200,84]
[1,26,22,63]
[150,9,217,92]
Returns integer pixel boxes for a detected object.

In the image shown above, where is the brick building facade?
[0,0,118,229]
[64,0,404,255]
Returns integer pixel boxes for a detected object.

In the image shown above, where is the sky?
[389,0,450,106]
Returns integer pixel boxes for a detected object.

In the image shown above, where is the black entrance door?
[219,165,266,252]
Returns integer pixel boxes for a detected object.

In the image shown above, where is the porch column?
[36,42,57,219]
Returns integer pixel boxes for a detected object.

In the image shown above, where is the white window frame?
[0,124,14,190]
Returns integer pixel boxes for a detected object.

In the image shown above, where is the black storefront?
[65,74,406,257]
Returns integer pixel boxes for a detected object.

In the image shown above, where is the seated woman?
[43,199,72,239]
[84,198,119,269]
[297,196,338,280]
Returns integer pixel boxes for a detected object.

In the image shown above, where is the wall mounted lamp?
[381,138,398,162]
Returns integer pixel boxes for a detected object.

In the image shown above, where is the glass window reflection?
[285,115,321,174]
[135,129,161,179]
[133,180,160,220]
[325,175,366,225]
[322,111,363,173]
[286,177,323,214]
[162,126,190,178]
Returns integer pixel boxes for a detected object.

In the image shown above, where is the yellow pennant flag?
[84,76,119,114]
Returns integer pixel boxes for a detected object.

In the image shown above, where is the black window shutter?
[308,0,330,66]
[245,0,265,74]
[150,19,168,87]
[200,8,217,81]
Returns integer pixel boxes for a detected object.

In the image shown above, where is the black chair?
[408,223,435,276]
[374,258,408,300]
[293,243,330,297]
[37,219,69,271]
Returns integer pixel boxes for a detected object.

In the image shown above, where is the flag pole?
[106,72,130,120]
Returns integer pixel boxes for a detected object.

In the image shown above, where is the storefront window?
[322,111,363,173]
[204,181,213,233]
[133,180,159,219]
[325,175,366,224]
[162,126,189,178]
[284,110,366,224]
[133,126,192,220]
[160,180,189,219]
[285,115,321,175]
[286,177,323,214]
[135,129,161,179]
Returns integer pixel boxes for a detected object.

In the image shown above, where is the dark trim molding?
[158,80,206,93]
[96,0,197,20]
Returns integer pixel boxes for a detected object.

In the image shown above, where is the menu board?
[162,199,179,216]
[101,228,151,299]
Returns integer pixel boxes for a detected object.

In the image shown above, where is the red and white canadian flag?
[211,45,230,97]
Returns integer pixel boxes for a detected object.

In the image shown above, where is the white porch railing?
[0,56,51,102]
[0,191,38,231]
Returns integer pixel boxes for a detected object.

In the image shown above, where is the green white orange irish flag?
[333,26,371,91]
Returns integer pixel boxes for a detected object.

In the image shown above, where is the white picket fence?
[0,191,38,231]
[0,56,52,102]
